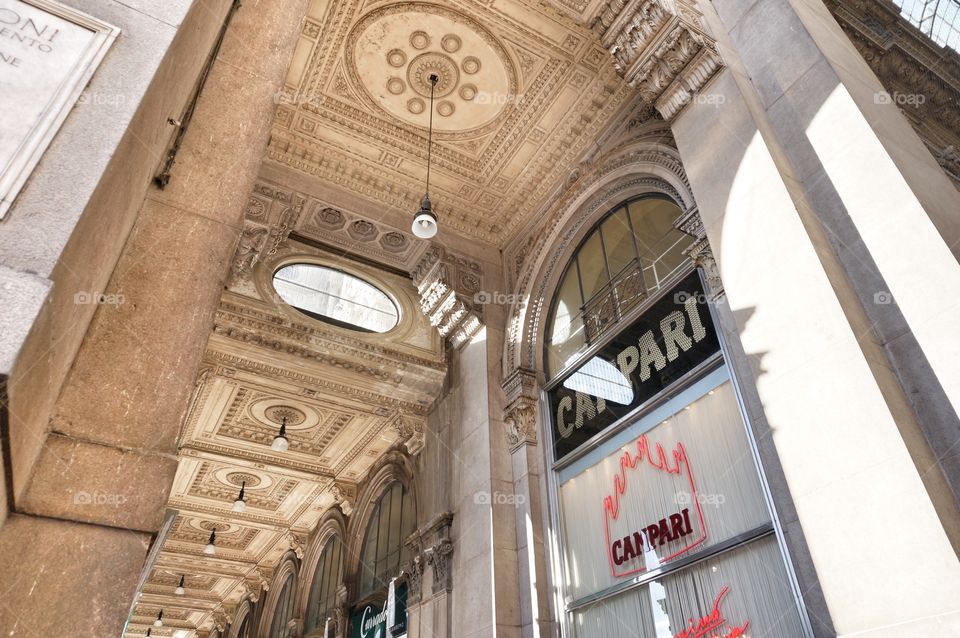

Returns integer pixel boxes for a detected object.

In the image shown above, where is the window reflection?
[546,197,688,379]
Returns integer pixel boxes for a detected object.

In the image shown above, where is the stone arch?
[228,599,253,638]
[501,134,697,385]
[257,551,300,637]
[343,449,418,598]
[296,506,348,628]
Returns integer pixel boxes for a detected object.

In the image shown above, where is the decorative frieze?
[410,246,484,349]
[591,0,723,121]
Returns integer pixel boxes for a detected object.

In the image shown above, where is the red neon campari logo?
[602,435,707,578]
[672,586,749,638]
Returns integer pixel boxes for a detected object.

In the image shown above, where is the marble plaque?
[0,0,118,219]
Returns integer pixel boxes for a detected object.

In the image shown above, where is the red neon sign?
[672,586,749,638]
[602,434,707,578]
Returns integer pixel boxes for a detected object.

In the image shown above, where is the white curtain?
[575,536,806,638]
[561,381,771,600]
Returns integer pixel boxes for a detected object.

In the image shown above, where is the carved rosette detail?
[593,0,723,121]
[410,246,483,349]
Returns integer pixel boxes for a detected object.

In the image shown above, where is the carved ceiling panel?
[270,0,633,245]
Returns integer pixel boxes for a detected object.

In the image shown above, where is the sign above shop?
[0,0,118,219]
[349,582,407,638]
[548,271,720,460]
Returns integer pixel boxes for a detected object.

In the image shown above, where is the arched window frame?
[229,600,253,638]
[355,480,416,601]
[259,552,300,638]
[545,194,690,379]
[303,533,345,632]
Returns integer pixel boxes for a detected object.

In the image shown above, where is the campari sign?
[602,434,706,578]
[548,271,720,460]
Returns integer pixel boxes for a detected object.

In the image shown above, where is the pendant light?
[174,574,185,596]
[204,529,217,555]
[146,630,152,637]
[232,481,246,513]
[271,416,289,452]
[154,610,163,627]
[412,73,439,239]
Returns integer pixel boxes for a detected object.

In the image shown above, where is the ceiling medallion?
[199,521,230,532]
[410,30,430,50]
[264,405,306,426]
[225,471,261,488]
[437,101,455,117]
[441,34,461,53]
[347,4,517,134]
[462,56,481,74]
[387,48,407,67]
[407,98,425,114]
[407,52,459,97]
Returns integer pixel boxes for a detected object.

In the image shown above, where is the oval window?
[273,264,399,333]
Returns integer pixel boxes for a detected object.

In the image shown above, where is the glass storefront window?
[268,573,296,638]
[357,482,415,599]
[305,535,344,632]
[546,196,689,379]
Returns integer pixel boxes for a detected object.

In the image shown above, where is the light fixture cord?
[426,74,437,197]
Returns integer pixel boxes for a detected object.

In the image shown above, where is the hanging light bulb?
[204,529,217,555]
[174,574,185,596]
[411,73,439,239]
[232,481,246,513]
[154,610,163,627]
[271,416,289,452]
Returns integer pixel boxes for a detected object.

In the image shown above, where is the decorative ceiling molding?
[590,0,723,121]
[826,0,960,188]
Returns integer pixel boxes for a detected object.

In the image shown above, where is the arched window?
[546,196,688,378]
[357,481,416,599]
[304,535,344,632]
[233,613,250,638]
[268,573,296,638]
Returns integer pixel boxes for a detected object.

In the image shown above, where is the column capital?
[410,245,484,349]
[591,0,723,121]
[390,410,428,456]
[502,367,540,452]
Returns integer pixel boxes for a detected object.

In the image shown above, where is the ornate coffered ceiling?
[124,222,446,636]
[269,0,636,245]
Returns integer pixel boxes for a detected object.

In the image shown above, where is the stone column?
[502,368,554,638]
[668,0,960,635]
[0,0,308,635]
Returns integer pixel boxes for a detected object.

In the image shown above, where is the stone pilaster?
[590,0,723,121]
[410,246,483,349]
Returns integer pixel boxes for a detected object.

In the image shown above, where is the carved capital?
[673,205,704,240]
[686,238,724,301]
[401,552,426,604]
[410,246,484,349]
[286,532,307,559]
[330,481,356,516]
[212,611,230,633]
[426,538,454,593]
[391,411,427,455]
[504,397,538,452]
[593,0,723,121]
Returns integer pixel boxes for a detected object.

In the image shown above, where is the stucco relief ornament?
[286,532,306,559]
[426,539,454,593]
[504,398,538,452]
[402,553,426,604]
[330,483,354,516]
